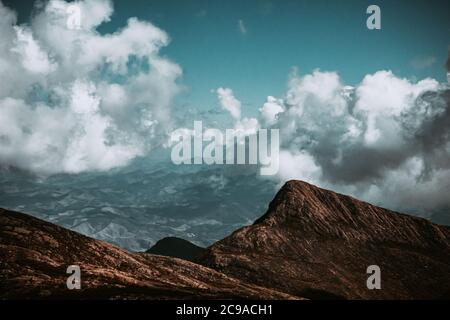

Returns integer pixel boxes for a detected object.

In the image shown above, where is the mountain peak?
[199,180,450,299]
[2,179,450,300]
[254,180,327,225]
[254,180,449,248]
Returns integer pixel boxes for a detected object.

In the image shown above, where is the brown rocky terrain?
[197,180,450,299]
[0,208,293,299]
[1,180,450,300]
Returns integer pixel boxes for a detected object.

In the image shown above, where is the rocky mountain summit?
[1,180,449,299]
[198,180,450,299]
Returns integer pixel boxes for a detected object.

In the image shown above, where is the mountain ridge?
[0,208,293,299]
[197,180,450,299]
[1,180,450,299]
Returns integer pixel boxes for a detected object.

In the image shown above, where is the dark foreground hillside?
[1,180,450,299]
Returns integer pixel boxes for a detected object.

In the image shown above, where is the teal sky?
[6,0,450,115]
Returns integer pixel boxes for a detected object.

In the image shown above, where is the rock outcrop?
[198,180,450,299]
[2,180,450,299]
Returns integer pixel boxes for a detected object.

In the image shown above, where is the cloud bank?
[213,62,450,217]
[260,68,449,216]
[0,0,182,174]
[1,0,449,220]
[213,57,450,217]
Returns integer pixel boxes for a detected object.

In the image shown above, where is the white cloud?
[1,0,449,220]
[259,96,284,125]
[217,87,242,120]
[234,117,259,135]
[264,68,450,215]
[11,26,56,74]
[216,87,259,134]
[355,71,439,147]
[277,150,322,184]
[0,0,182,174]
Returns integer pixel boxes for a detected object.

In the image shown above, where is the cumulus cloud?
[215,87,259,134]
[259,96,284,125]
[234,117,259,136]
[262,67,450,217]
[12,26,57,74]
[0,0,182,174]
[216,87,241,120]
[277,150,322,184]
[1,0,449,221]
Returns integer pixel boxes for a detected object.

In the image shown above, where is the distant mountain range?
[0,150,277,251]
[1,180,449,299]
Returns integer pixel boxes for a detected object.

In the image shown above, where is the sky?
[5,0,450,115]
[0,0,450,249]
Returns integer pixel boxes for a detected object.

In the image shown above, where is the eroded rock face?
[198,180,450,300]
[0,208,293,299]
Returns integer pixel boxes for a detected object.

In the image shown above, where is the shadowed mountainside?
[197,180,450,300]
[146,237,205,262]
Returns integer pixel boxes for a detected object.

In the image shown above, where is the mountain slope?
[0,208,293,299]
[146,237,205,262]
[2,180,450,300]
[197,180,450,299]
